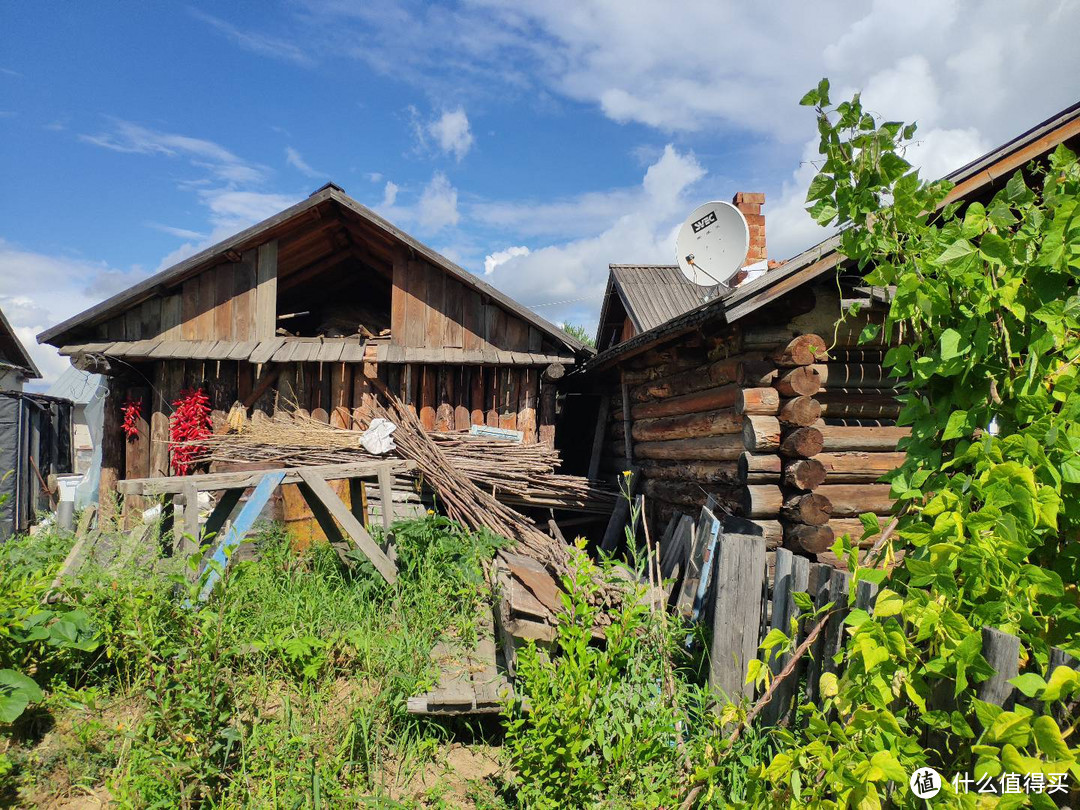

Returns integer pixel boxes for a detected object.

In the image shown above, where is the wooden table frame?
[118,460,416,593]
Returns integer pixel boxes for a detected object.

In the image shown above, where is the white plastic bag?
[360,418,397,455]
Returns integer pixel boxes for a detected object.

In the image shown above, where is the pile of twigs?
[361,392,572,570]
[196,410,615,514]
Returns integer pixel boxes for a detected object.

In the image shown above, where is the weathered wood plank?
[709,525,766,704]
[118,460,416,495]
[979,627,1020,709]
[255,241,278,341]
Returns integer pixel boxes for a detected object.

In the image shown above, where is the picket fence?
[668,502,1079,725]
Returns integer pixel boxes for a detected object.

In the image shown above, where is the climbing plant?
[735,81,1080,808]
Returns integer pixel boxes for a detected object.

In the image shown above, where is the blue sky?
[2,1,1078,385]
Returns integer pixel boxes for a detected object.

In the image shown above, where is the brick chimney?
[732,192,766,265]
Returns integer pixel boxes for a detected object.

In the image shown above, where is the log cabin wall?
[594,281,907,571]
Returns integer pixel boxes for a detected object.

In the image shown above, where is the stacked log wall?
[602,285,910,570]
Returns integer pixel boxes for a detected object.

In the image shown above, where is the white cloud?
[417,172,460,231]
[0,242,150,386]
[189,8,313,67]
[381,180,399,207]
[480,145,704,330]
[428,107,474,160]
[409,105,475,161]
[285,146,324,179]
[484,245,529,275]
[146,222,206,240]
[80,119,270,186]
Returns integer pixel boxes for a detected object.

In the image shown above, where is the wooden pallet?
[407,605,513,715]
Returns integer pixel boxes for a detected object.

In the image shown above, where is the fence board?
[709,529,766,705]
[979,627,1020,711]
[821,569,852,681]
[804,563,833,705]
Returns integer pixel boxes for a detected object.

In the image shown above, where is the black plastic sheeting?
[0,391,73,539]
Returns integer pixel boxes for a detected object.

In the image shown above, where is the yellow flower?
[184,734,196,744]
[426,509,435,516]
[115,723,126,731]
[622,470,632,478]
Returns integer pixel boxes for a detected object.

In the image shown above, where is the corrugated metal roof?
[608,265,718,333]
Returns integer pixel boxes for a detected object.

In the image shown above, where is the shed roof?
[583,98,1080,373]
[600,265,717,335]
[0,306,41,380]
[38,183,591,356]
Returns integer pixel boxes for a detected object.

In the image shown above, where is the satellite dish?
[675,201,749,289]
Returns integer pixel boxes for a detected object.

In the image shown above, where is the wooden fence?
[680,505,1078,724]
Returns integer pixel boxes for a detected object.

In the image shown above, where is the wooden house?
[38,183,591,518]
[574,101,1080,568]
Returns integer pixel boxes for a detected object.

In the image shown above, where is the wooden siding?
[96,244,277,344]
[391,255,563,356]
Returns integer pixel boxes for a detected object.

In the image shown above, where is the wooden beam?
[297,469,397,583]
[118,459,416,495]
[242,365,282,409]
[587,395,611,480]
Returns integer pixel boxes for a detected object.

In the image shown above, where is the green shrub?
[503,543,693,809]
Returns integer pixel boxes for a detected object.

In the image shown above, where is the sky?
[2,0,1078,387]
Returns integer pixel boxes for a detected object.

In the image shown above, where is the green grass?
[1,509,783,809]
[1,513,511,808]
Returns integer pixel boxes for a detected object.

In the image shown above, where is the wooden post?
[377,466,394,534]
[620,373,633,467]
[98,385,123,522]
[181,481,200,557]
[587,395,611,480]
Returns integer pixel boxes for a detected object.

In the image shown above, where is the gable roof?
[597,265,716,338]
[584,99,1080,373]
[38,183,591,355]
[0,306,41,380]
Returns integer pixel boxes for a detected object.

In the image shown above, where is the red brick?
[734,191,766,205]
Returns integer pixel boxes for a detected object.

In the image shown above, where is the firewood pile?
[195,408,615,516]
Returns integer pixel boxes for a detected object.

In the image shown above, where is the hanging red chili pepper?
[121,398,142,441]
[169,388,212,476]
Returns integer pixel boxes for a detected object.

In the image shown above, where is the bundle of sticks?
[196,410,615,515]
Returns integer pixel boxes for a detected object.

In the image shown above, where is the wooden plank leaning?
[297,469,398,584]
[197,471,286,602]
